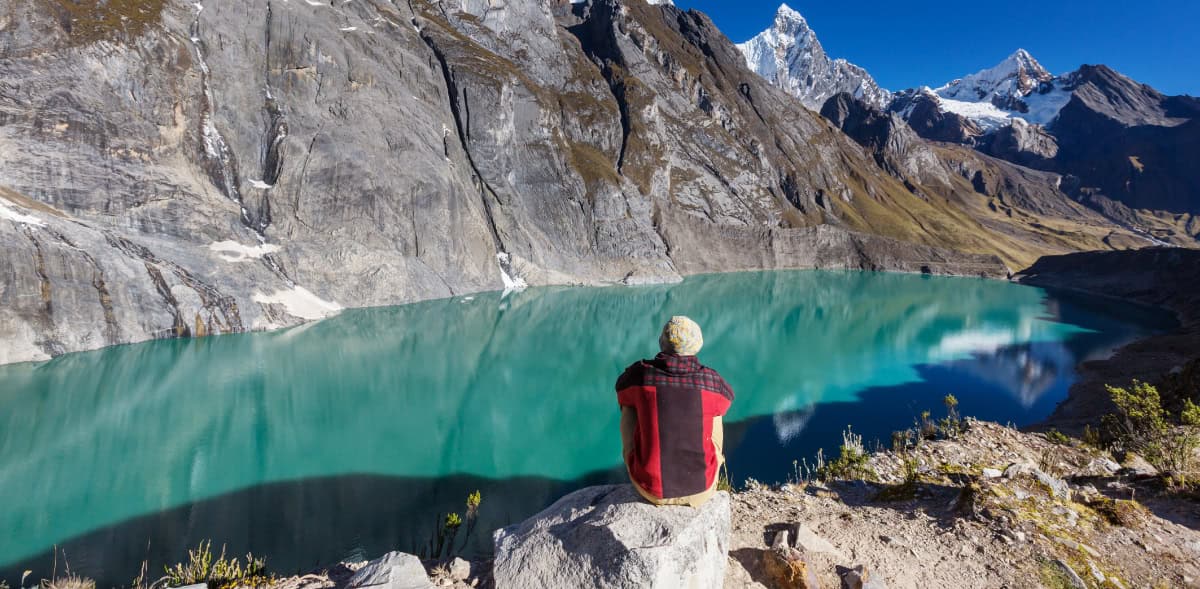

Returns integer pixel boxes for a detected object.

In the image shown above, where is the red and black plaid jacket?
[616,352,735,499]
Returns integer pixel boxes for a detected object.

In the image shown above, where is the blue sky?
[673,0,1199,96]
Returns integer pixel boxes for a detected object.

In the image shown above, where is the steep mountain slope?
[0,0,1160,365]
[819,92,1155,268]
[737,4,889,110]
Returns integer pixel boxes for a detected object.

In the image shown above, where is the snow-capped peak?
[774,3,805,25]
[936,48,1054,102]
[737,4,890,110]
[926,49,1070,130]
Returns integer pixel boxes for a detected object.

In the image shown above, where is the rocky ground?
[725,420,1200,588]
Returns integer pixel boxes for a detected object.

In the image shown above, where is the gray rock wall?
[1,0,1025,364]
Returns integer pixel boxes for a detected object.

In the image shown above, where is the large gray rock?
[347,552,435,589]
[492,485,730,589]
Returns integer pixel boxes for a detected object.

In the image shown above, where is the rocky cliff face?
[0,0,1158,364]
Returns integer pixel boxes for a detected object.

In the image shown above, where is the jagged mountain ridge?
[734,4,1199,235]
[0,0,1160,364]
[736,3,890,110]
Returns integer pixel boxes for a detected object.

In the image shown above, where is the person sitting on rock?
[615,315,735,507]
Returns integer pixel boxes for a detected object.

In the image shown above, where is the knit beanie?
[659,316,704,356]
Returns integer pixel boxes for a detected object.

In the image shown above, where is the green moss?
[41,0,167,45]
[1037,557,1078,589]
[1086,496,1147,527]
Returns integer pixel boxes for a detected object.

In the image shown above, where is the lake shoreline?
[0,238,1008,367]
[1015,247,1200,432]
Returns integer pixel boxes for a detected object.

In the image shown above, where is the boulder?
[762,544,820,589]
[446,557,472,581]
[1003,462,1069,499]
[492,485,730,589]
[1120,453,1159,477]
[838,564,889,589]
[347,552,435,589]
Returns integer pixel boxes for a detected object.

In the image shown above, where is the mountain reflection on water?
[0,270,1173,586]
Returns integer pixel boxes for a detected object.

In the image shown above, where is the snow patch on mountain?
[931,49,1072,129]
[738,3,890,110]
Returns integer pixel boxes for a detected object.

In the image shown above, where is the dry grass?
[39,0,167,45]
[43,575,95,589]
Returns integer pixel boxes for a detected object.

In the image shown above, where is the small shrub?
[422,491,485,560]
[944,394,960,422]
[1082,424,1104,449]
[1044,429,1071,445]
[938,395,965,439]
[818,426,875,481]
[1104,380,1200,487]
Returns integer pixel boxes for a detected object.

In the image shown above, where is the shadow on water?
[0,469,630,588]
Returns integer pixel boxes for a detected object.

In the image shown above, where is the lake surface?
[0,270,1174,585]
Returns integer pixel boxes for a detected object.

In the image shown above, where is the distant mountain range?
[740,3,1200,222]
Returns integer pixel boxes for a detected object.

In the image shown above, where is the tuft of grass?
[164,541,273,589]
[1086,496,1147,527]
[717,462,733,492]
[875,458,920,502]
[1036,557,1078,589]
[43,576,95,589]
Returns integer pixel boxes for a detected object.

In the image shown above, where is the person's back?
[615,316,734,507]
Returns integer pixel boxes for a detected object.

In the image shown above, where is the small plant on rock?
[1081,424,1104,450]
[938,394,964,439]
[918,411,937,440]
[423,490,485,561]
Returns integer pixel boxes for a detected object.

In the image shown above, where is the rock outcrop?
[346,552,435,589]
[492,484,730,589]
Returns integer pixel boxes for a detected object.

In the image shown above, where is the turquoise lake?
[0,270,1174,585]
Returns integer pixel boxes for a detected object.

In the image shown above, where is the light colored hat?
[659,316,703,356]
